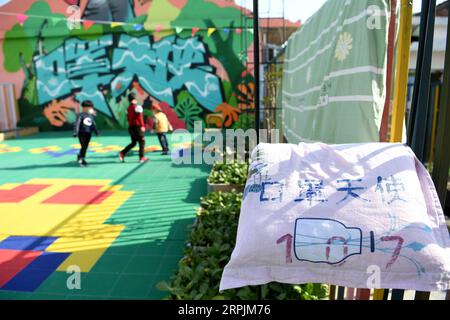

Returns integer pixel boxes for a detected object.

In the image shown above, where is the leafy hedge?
[207,162,249,185]
[157,191,327,300]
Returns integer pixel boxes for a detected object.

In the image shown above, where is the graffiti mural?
[34,34,224,118]
[0,0,255,131]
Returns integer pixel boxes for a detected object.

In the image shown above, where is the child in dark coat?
[73,100,99,167]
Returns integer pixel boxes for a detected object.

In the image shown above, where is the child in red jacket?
[119,93,149,163]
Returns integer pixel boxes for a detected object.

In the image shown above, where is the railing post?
[373,289,385,300]
[355,288,371,300]
[428,84,440,163]
[329,285,337,300]
[390,0,414,143]
[391,289,405,300]
[415,291,431,300]
[380,0,398,142]
[407,0,437,162]
[337,286,345,300]
[431,0,450,208]
[253,0,260,144]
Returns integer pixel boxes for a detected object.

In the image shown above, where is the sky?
[238,0,448,23]
[0,0,447,21]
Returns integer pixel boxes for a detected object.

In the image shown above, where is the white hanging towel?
[220,143,450,292]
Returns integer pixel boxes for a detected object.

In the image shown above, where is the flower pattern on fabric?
[335,32,353,62]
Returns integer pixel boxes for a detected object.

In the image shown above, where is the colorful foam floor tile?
[0,179,131,273]
[0,184,50,203]
[172,142,194,148]
[2,251,70,292]
[71,142,102,149]
[133,145,163,153]
[0,131,207,299]
[0,249,41,288]
[0,236,70,292]
[0,236,58,251]
[0,145,22,153]
[29,146,62,154]
[91,145,123,153]
[29,146,81,158]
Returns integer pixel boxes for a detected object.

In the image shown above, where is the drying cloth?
[282,0,389,143]
[220,143,450,292]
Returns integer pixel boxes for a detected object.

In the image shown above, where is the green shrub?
[157,191,328,300]
[207,162,249,185]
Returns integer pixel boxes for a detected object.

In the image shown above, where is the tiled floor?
[0,131,209,299]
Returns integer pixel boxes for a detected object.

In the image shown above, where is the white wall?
[409,17,448,72]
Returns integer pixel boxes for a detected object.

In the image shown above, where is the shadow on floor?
[0,218,193,300]
[184,177,207,204]
[0,161,122,170]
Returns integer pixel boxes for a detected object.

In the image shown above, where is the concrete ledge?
[207,182,245,194]
[0,127,39,141]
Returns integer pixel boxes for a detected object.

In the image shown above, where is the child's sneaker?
[82,159,88,166]
[78,159,85,167]
[139,157,149,163]
[119,152,125,163]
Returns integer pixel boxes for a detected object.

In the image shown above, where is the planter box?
[207,181,245,194]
